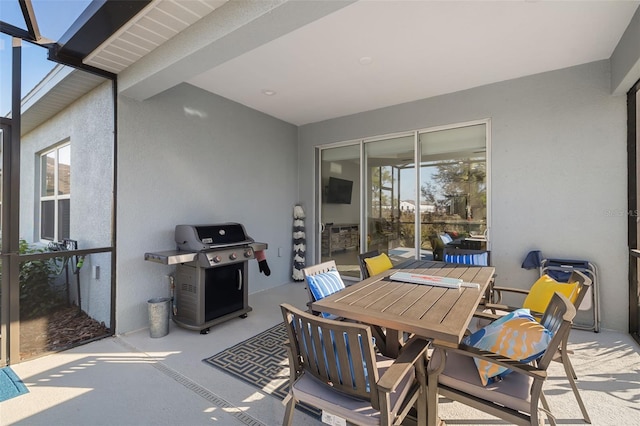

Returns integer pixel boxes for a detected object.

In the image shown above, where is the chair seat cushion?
[292,354,414,426]
[364,253,393,276]
[434,349,533,414]
[522,274,579,313]
[462,308,552,385]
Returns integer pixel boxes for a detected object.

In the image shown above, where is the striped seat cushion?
[444,252,489,266]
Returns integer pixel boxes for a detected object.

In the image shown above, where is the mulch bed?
[19,306,111,361]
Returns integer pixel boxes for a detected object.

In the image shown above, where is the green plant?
[0,239,64,319]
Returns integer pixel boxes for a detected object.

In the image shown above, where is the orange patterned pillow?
[462,309,553,385]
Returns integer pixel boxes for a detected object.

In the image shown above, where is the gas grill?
[145,223,267,333]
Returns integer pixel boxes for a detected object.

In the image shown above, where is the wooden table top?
[312,259,495,347]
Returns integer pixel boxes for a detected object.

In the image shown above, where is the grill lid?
[175,223,254,251]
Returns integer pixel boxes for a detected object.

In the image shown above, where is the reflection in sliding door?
[320,145,361,278]
[364,135,416,265]
[419,124,487,261]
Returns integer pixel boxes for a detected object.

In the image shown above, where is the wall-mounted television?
[326,177,353,204]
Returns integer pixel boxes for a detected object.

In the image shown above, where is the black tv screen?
[326,177,353,204]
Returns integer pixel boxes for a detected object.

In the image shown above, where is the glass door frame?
[315,140,363,280]
[628,78,639,346]
[315,119,491,276]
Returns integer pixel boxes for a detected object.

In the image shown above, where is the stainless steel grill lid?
[175,223,254,252]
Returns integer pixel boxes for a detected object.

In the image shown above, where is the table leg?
[370,325,387,355]
[384,329,401,358]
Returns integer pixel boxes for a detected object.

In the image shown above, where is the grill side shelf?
[145,250,198,265]
[249,242,268,252]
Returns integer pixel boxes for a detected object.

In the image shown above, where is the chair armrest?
[481,303,544,319]
[437,343,547,381]
[473,310,501,322]
[491,285,530,295]
[482,302,520,313]
[488,285,530,305]
[377,337,430,392]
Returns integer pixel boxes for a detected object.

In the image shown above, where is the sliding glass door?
[364,135,416,262]
[316,121,489,279]
[319,144,361,278]
[419,124,488,260]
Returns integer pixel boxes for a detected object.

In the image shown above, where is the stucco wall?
[298,60,628,332]
[116,83,298,334]
[19,80,114,327]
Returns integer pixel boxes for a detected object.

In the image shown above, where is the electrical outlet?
[278,247,282,257]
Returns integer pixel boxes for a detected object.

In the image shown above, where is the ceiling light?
[262,89,276,96]
[358,56,373,65]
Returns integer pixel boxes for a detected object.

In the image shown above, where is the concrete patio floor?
[2,282,639,426]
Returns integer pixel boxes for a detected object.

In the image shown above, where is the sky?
[0,0,92,115]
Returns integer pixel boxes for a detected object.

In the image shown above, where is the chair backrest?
[443,247,491,266]
[522,269,592,316]
[303,260,338,280]
[565,270,592,311]
[358,250,380,279]
[280,303,381,406]
[536,292,577,370]
[302,261,345,315]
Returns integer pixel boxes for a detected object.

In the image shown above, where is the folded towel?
[521,250,542,269]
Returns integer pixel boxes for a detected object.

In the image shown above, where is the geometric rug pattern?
[203,322,321,418]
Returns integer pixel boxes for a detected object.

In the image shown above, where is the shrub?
[0,239,64,319]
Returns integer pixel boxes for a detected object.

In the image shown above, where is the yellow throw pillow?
[522,274,579,313]
[364,253,393,276]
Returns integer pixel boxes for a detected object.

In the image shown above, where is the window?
[39,143,70,241]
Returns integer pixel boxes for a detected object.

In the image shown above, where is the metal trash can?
[148,297,171,338]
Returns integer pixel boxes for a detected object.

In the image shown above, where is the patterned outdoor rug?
[203,322,321,419]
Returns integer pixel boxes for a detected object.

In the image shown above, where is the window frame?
[38,141,70,242]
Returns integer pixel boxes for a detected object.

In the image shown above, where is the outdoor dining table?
[311,258,495,426]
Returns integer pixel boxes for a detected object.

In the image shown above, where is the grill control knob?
[229,252,237,260]
[212,255,221,264]
[244,249,253,258]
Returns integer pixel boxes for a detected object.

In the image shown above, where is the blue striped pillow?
[444,252,488,266]
[306,269,345,318]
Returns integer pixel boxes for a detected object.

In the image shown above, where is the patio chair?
[303,260,390,354]
[443,247,494,308]
[358,250,394,279]
[479,270,593,423]
[280,303,429,426]
[427,292,577,426]
[302,260,345,317]
[358,249,379,279]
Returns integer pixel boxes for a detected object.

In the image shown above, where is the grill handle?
[237,270,242,290]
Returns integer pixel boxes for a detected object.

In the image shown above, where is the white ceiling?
[186,0,638,126]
